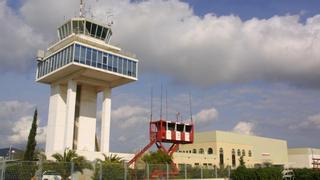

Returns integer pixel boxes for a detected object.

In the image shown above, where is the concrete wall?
[46,84,67,153]
[174,131,288,168]
[288,148,320,168]
[77,85,97,152]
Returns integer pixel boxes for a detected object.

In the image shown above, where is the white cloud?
[8,116,46,144]
[0,1,45,73]
[1,0,319,87]
[233,121,255,135]
[194,107,218,123]
[112,105,149,128]
[0,100,46,147]
[290,113,320,130]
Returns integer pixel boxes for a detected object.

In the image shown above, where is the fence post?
[166,163,169,180]
[184,164,187,179]
[201,166,203,179]
[215,166,217,178]
[71,162,74,180]
[0,161,6,180]
[99,162,102,180]
[38,158,43,180]
[124,162,127,180]
[146,163,149,180]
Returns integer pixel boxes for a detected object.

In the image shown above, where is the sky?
[0,0,320,153]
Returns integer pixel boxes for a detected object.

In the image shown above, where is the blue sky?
[1,0,320,153]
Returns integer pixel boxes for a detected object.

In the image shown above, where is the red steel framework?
[128,119,194,177]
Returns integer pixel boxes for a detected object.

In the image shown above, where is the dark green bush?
[294,168,320,180]
[231,166,282,180]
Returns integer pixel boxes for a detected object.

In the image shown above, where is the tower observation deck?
[36,17,139,160]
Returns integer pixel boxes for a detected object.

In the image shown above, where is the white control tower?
[36,13,138,159]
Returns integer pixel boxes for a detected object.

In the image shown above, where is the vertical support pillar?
[46,84,67,154]
[101,87,111,154]
[64,80,77,149]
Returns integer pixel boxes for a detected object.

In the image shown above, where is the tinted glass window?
[91,23,97,37]
[132,62,136,77]
[80,46,86,63]
[118,58,123,74]
[107,55,112,71]
[96,26,102,39]
[112,55,117,72]
[85,22,92,35]
[86,48,92,65]
[101,28,107,40]
[74,44,80,62]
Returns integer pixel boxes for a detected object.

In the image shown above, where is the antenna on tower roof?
[150,87,153,121]
[160,83,163,120]
[189,92,193,123]
[80,0,85,17]
[165,86,168,120]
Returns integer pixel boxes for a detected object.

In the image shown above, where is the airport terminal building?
[173,130,288,168]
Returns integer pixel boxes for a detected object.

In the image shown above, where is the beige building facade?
[173,131,288,168]
[288,148,320,168]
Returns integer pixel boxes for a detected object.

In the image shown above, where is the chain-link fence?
[0,160,232,180]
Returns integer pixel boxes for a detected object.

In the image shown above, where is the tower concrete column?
[64,79,77,149]
[46,84,67,154]
[101,87,111,154]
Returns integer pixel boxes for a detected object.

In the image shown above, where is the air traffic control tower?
[36,15,138,159]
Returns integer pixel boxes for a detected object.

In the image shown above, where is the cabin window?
[96,25,103,39]
[168,123,175,131]
[85,21,92,35]
[185,125,192,132]
[91,23,97,37]
[177,124,184,132]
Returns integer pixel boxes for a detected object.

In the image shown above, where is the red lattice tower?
[128,119,194,178]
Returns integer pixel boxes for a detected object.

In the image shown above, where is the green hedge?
[231,167,283,180]
[293,168,320,180]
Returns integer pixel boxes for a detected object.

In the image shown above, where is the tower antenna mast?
[160,83,163,120]
[189,92,193,123]
[150,87,153,121]
[80,0,85,17]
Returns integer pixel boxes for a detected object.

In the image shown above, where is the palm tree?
[48,149,92,179]
[100,153,123,163]
[93,154,124,179]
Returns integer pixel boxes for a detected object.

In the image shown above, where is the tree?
[239,155,246,167]
[93,154,124,179]
[142,150,173,164]
[100,153,123,163]
[24,109,38,161]
[49,149,92,179]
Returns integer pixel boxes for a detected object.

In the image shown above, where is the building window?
[248,150,252,157]
[242,149,246,156]
[208,148,213,154]
[219,148,224,165]
[237,149,241,156]
[232,149,236,167]
[199,148,204,154]
[192,149,197,154]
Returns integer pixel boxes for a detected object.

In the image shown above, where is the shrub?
[294,168,320,180]
[231,166,282,180]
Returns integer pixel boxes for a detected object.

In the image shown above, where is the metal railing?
[0,160,232,180]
